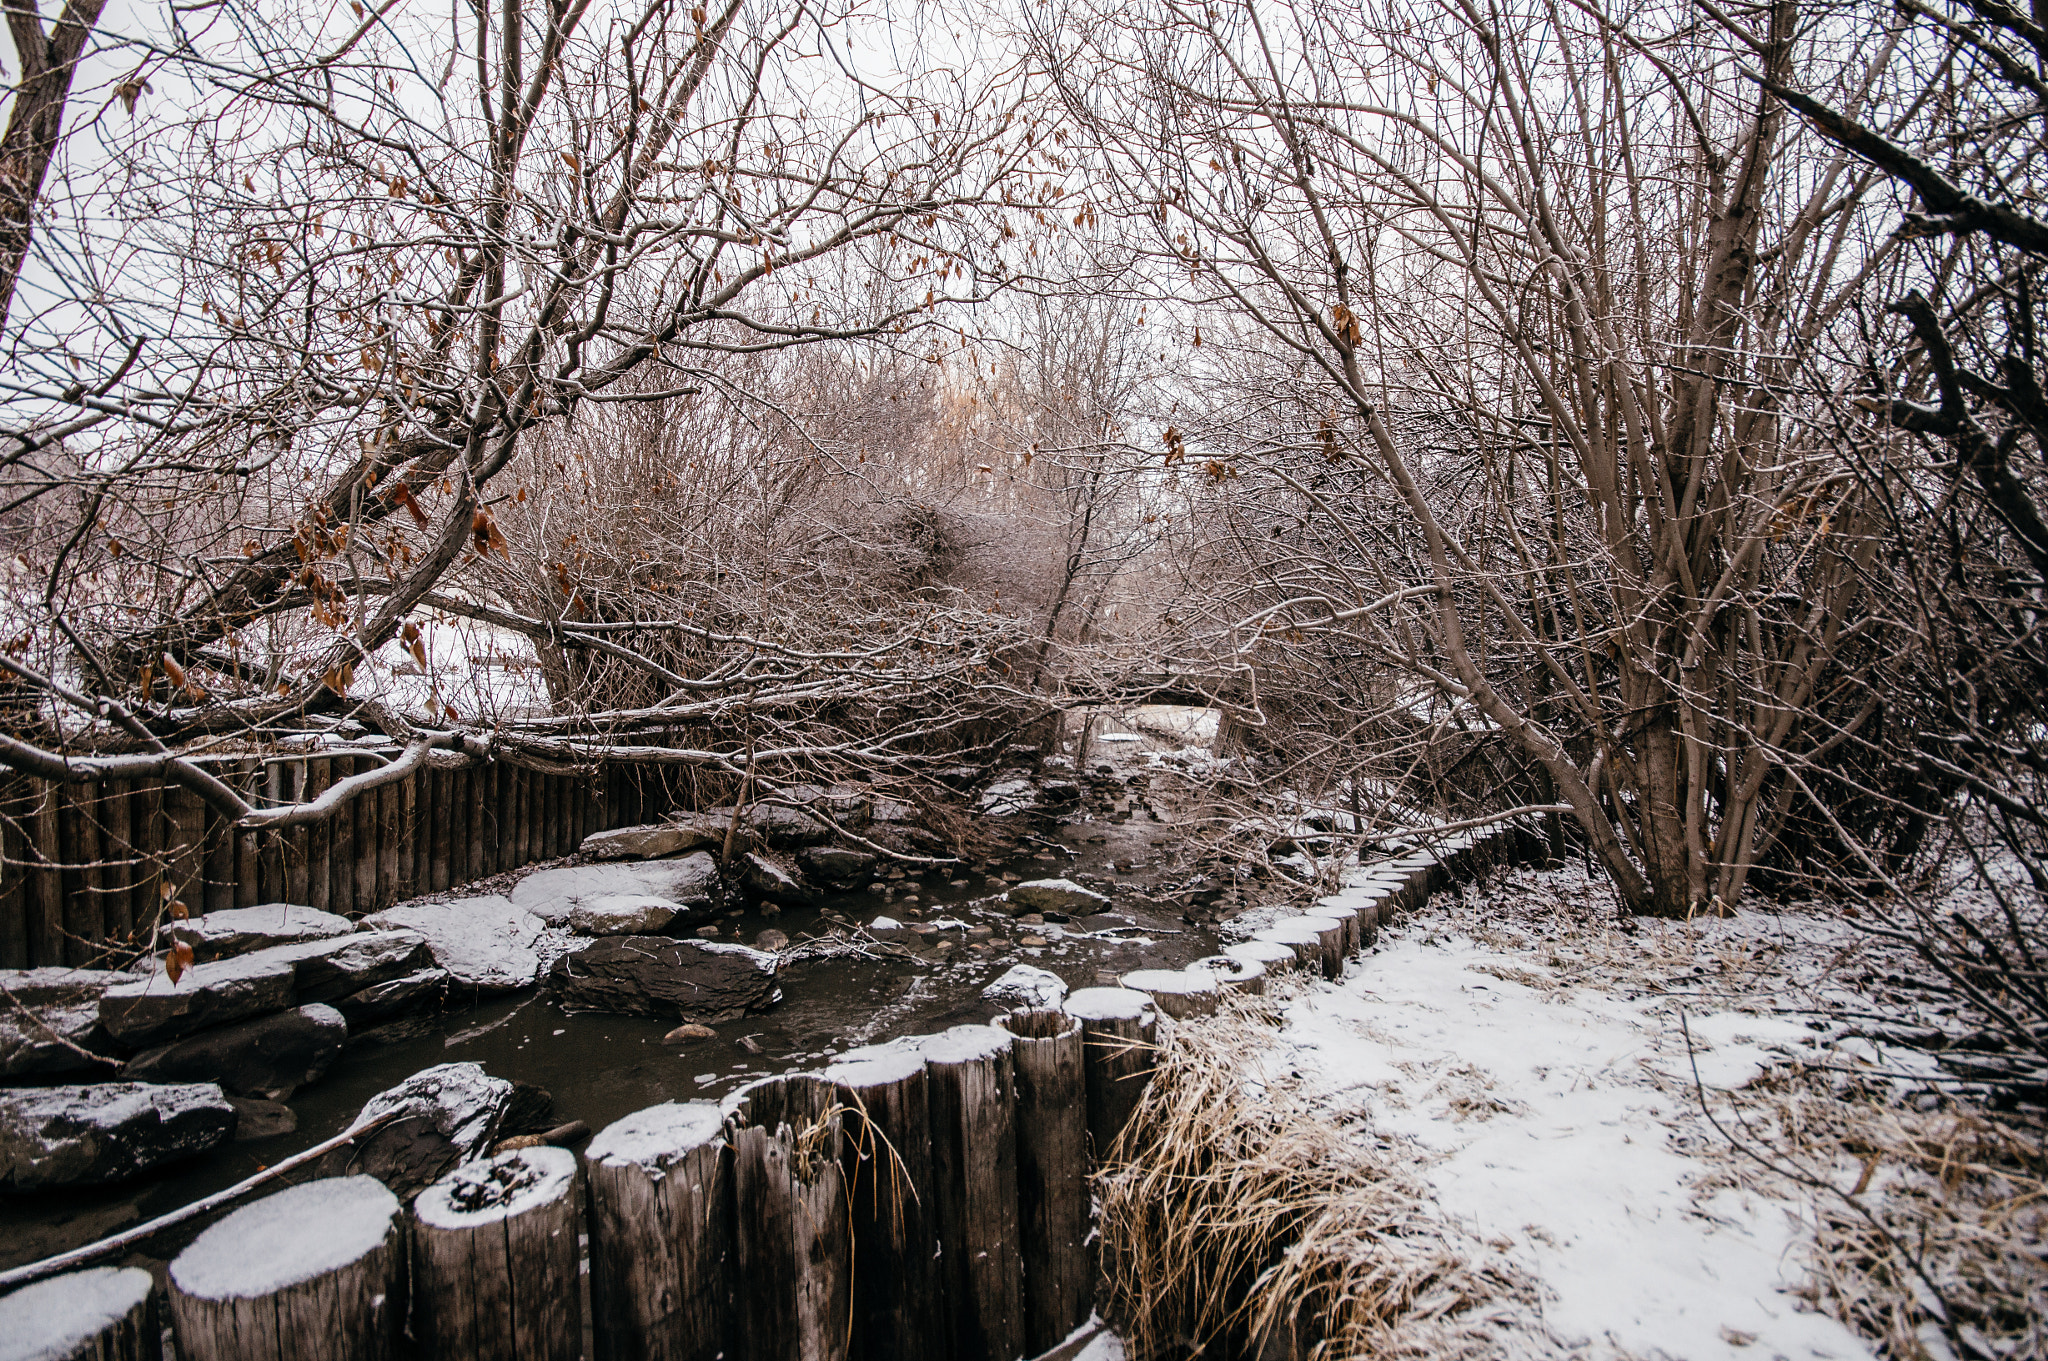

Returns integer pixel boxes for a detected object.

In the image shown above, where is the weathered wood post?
[1250,920,1330,975]
[168,1175,404,1361]
[584,1102,732,1361]
[412,1146,582,1361]
[1187,953,1265,995]
[1223,939,1303,978]
[0,1265,161,1361]
[922,1024,1025,1361]
[1061,987,1157,1162]
[992,1009,1091,1355]
[725,1073,852,1361]
[1118,968,1220,1019]
[824,1040,944,1361]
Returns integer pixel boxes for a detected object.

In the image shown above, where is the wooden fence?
[0,755,684,969]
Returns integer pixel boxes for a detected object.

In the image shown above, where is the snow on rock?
[1265,870,1880,1361]
[586,1101,725,1177]
[0,968,122,1077]
[0,1265,155,1361]
[318,1061,516,1197]
[568,894,680,936]
[99,953,297,1048]
[548,936,780,1022]
[265,929,438,1002]
[977,773,1040,816]
[332,968,448,1027]
[511,854,720,926]
[982,964,1069,1010]
[0,1081,237,1191]
[1007,879,1110,914]
[171,1175,399,1300]
[363,896,543,993]
[579,822,697,861]
[415,1145,576,1228]
[162,903,353,962]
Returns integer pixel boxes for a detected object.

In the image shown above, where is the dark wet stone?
[0,969,123,1077]
[0,1082,236,1192]
[547,935,781,1023]
[122,1004,347,1099]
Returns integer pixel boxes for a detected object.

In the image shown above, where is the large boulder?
[362,896,543,993]
[161,903,352,962]
[99,954,296,1050]
[1007,878,1110,914]
[665,810,741,852]
[317,1062,516,1198]
[579,823,694,861]
[569,894,679,936]
[0,1082,236,1192]
[510,853,722,926]
[122,1004,347,1099]
[0,968,123,1077]
[331,968,447,1028]
[548,936,780,1022]
[777,784,872,829]
[797,845,878,887]
[738,851,818,906]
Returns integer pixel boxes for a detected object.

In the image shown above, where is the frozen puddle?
[1270,916,1877,1360]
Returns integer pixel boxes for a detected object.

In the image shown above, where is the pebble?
[930,940,956,956]
[695,925,720,937]
[912,923,940,936]
[1020,935,1049,947]
[950,879,970,888]
[867,882,886,893]
[759,903,782,918]
[754,929,790,951]
[966,925,994,940]
[663,1023,717,1043]
[1015,912,1045,925]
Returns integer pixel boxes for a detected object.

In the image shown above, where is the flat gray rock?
[0,1081,236,1192]
[579,822,694,861]
[99,954,296,1049]
[798,845,877,886]
[510,853,721,925]
[123,1004,347,1099]
[362,897,543,993]
[569,894,680,936]
[703,803,830,847]
[162,903,353,962]
[1007,878,1111,914]
[0,968,123,1077]
[317,1062,516,1198]
[332,968,447,1027]
[978,771,1041,816]
[739,851,817,906]
[548,936,780,1022]
[267,929,437,1003]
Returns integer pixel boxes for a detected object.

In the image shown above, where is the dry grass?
[1094,991,1540,1360]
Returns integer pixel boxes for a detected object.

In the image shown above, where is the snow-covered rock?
[0,967,122,1077]
[99,953,297,1048]
[982,964,1069,1010]
[739,851,817,906]
[1007,878,1110,914]
[709,802,830,847]
[578,822,697,861]
[363,896,543,993]
[0,1266,155,1360]
[977,773,1039,816]
[548,936,781,1022]
[569,893,680,936]
[318,1062,518,1197]
[511,853,721,926]
[123,1004,347,1098]
[171,1176,400,1302]
[162,903,353,962]
[0,1081,236,1191]
[264,929,437,1003]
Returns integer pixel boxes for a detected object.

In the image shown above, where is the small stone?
[949,879,970,888]
[492,1133,549,1152]
[695,925,721,938]
[1000,872,1022,882]
[226,1095,297,1141]
[758,903,782,918]
[662,1023,717,1044]
[1016,913,1045,925]
[867,882,886,894]
[1021,936,1049,947]
[966,925,994,940]
[929,940,956,955]
[911,923,940,936]
[754,929,790,951]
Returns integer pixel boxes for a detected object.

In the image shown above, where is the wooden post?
[584,1102,731,1361]
[135,780,167,936]
[202,774,234,918]
[304,759,333,914]
[399,770,421,899]
[726,1073,851,1361]
[169,1176,404,1361]
[354,765,378,913]
[1188,953,1265,995]
[232,762,260,911]
[0,1265,160,1360]
[102,778,135,950]
[1222,940,1300,978]
[0,776,28,968]
[1118,968,1220,1020]
[825,1040,944,1361]
[466,763,486,884]
[257,763,284,905]
[1062,987,1157,1163]
[62,783,103,964]
[413,1146,582,1361]
[993,1010,1091,1354]
[429,766,453,891]
[922,1025,1024,1361]
[375,779,399,909]
[29,779,62,966]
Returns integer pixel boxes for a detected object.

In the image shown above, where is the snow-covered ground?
[1243,863,1946,1360]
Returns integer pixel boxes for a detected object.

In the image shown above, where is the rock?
[123,1004,347,1099]
[162,904,353,962]
[226,1095,298,1141]
[578,822,695,861]
[99,954,297,1049]
[872,797,918,823]
[933,766,982,790]
[982,965,1069,1010]
[726,803,831,847]
[0,1082,236,1191]
[1020,935,1049,947]
[694,925,720,938]
[1037,779,1083,806]
[362,897,543,993]
[796,844,878,887]
[332,968,447,1027]
[665,809,744,852]
[753,929,790,951]
[320,1062,518,1198]
[739,851,817,905]
[266,929,439,1003]
[977,774,1039,816]
[547,936,780,1022]
[1015,912,1045,925]
[0,968,123,1077]
[1007,878,1111,914]
[662,1023,717,1044]
[510,853,721,926]
[777,784,873,829]
[569,894,680,936]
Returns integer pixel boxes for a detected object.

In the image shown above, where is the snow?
[1063,987,1155,1023]
[1257,872,1883,1361]
[871,916,903,930]
[171,1176,399,1299]
[1222,940,1299,971]
[920,1024,1014,1064]
[1119,968,1217,999]
[363,896,543,991]
[982,964,1069,1010]
[0,1266,154,1361]
[825,1038,928,1088]
[511,857,718,924]
[415,1146,576,1228]
[1007,878,1111,913]
[568,894,679,936]
[586,1101,725,1175]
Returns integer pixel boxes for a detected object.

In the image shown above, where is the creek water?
[1,794,1221,1273]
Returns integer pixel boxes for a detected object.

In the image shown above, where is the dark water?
[1,811,1218,1273]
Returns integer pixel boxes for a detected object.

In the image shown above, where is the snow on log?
[583,1102,730,1361]
[412,1146,581,1361]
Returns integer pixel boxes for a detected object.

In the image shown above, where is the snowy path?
[1259,870,1886,1360]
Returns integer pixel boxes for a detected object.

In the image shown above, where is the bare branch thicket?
[1041,0,1926,916]
[0,0,1064,828]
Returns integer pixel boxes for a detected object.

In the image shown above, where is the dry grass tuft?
[1094,993,1538,1360]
